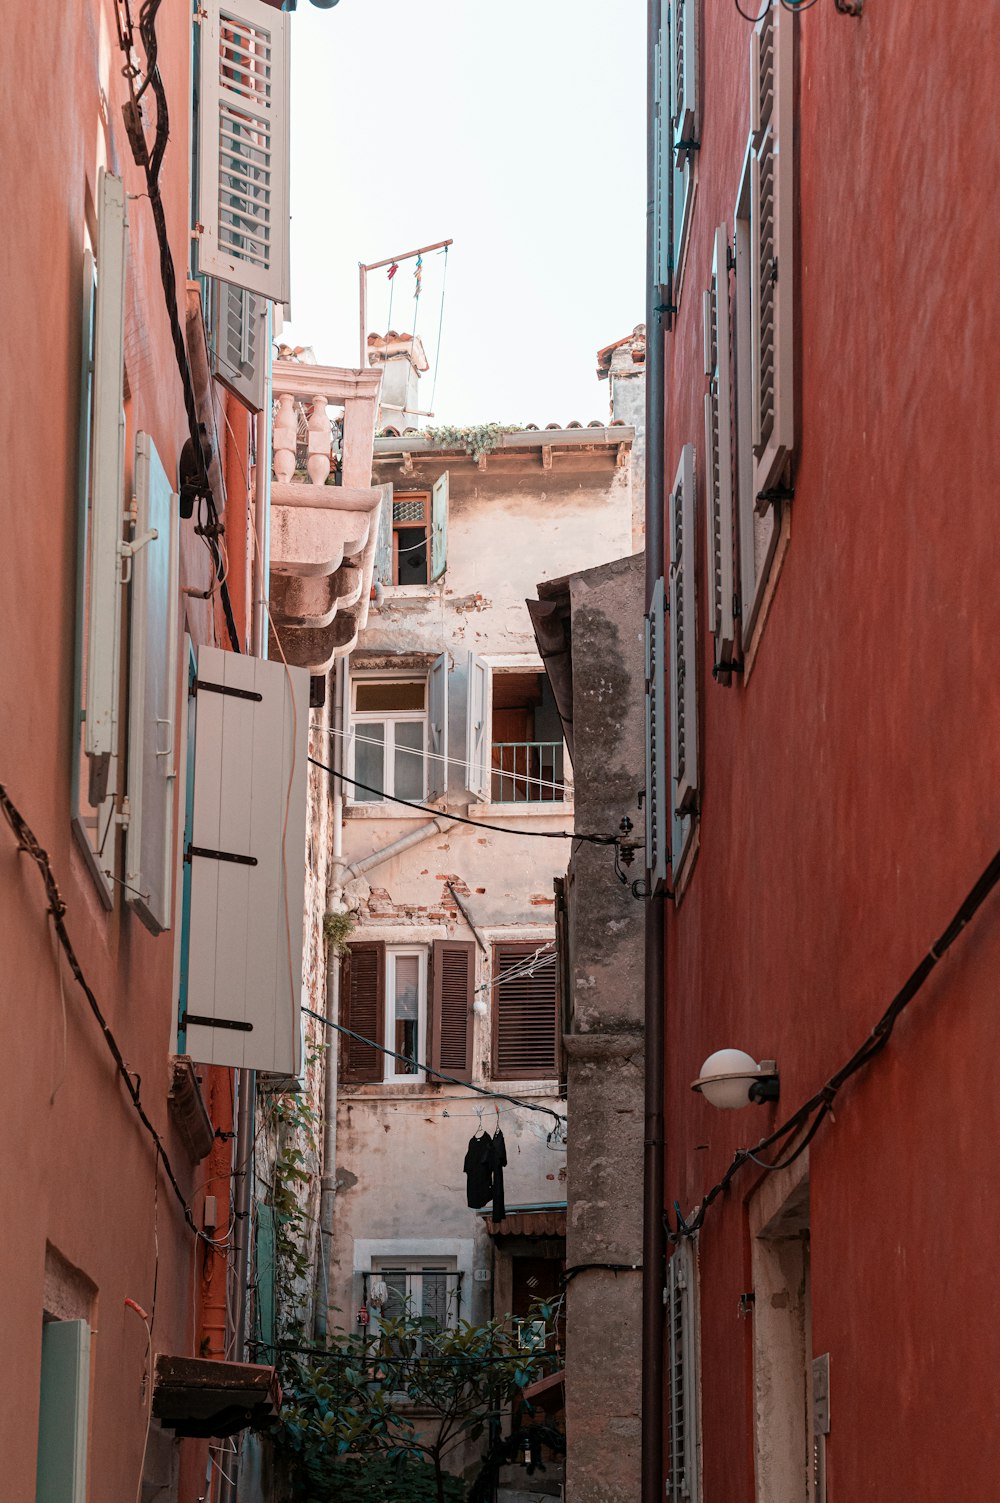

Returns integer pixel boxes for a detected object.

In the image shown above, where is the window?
[665,1241,701,1503]
[734,0,794,642]
[369,1258,461,1332]
[668,445,699,875]
[645,577,668,890]
[347,658,448,805]
[491,671,567,804]
[491,942,560,1081]
[465,654,569,806]
[340,940,475,1084]
[663,0,699,301]
[72,171,127,904]
[384,948,426,1081]
[703,226,737,682]
[375,473,449,586]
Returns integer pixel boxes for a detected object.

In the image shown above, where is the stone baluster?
[273,391,297,483]
[306,394,332,486]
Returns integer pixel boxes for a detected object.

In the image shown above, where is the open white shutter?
[670,0,698,159]
[184,646,309,1074]
[85,170,127,804]
[430,471,449,582]
[668,445,698,867]
[703,226,736,679]
[197,0,291,303]
[750,0,794,502]
[214,281,267,411]
[374,483,393,586]
[126,434,180,934]
[645,578,667,889]
[464,651,491,802]
[427,652,449,802]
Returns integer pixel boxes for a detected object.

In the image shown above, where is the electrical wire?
[0,782,225,1250]
[128,0,242,652]
[671,845,1000,1240]
[428,246,449,418]
[301,1006,566,1128]
[327,724,572,800]
[307,753,619,847]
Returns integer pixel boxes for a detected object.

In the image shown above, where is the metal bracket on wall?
[192,678,262,703]
[834,0,863,14]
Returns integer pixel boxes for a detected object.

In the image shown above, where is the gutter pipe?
[642,2,667,1500]
[316,659,346,1339]
[337,815,452,886]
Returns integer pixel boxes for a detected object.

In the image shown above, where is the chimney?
[367,331,430,432]
[597,323,646,428]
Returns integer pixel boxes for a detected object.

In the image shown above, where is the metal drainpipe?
[642,0,667,1499]
[222,323,273,1503]
[316,657,346,1339]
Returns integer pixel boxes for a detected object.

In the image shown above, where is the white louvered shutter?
[197,0,291,303]
[465,651,491,801]
[427,652,449,802]
[666,1243,699,1502]
[215,281,267,411]
[374,483,393,586]
[668,445,698,828]
[703,226,736,678]
[184,646,309,1075]
[126,434,180,934]
[750,0,794,501]
[670,0,698,159]
[430,471,449,582]
[645,577,667,889]
[85,170,128,804]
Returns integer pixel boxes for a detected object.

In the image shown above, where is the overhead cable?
[307,754,622,847]
[301,1006,566,1128]
[0,783,221,1249]
[671,845,1000,1241]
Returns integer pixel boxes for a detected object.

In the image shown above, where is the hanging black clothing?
[464,1131,495,1208]
[489,1129,507,1222]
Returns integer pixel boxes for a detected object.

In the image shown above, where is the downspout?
[642,1,667,1500]
[316,657,346,1339]
[337,816,452,885]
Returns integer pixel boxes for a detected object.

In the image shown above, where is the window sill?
[376,584,442,601]
[467,801,574,820]
[344,802,445,821]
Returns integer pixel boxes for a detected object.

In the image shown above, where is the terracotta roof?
[485,1207,566,1238]
[596,324,647,377]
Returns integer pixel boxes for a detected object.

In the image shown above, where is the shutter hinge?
[712,658,745,681]
[755,482,794,515]
[675,136,700,158]
[180,1013,254,1033]
[186,845,258,867]
[117,796,132,830]
[192,678,263,703]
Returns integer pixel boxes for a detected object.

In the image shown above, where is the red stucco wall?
[663,2,1000,1498]
[0,1,244,1495]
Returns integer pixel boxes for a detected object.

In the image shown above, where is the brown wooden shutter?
[339,942,385,1083]
[428,940,475,1082]
[491,943,559,1081]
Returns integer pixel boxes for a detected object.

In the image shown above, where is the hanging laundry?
[387,262,399,280]
[413,254,423,299]
[490,1128,507,1222]
[464,1129,494,1209]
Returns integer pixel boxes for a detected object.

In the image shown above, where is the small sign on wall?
[473,1268,491,1283]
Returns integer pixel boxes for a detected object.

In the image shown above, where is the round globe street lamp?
[691,1049,780,1110]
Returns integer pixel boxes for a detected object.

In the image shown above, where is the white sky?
[283,0,646,427]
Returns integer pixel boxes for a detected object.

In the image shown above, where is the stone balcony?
[269,359,384,673]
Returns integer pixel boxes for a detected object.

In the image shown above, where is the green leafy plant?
[323,909,355,955]
[419,423,524,461]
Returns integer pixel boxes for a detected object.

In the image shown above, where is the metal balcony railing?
[491,742,567,803]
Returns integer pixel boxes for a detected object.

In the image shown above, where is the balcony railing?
[491,742,567,803]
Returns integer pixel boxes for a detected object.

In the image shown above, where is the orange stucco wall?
[661,3,1000,1498]
[0,1,251,1496]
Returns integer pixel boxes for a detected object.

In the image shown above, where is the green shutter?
[430,471,449,582]
[256,1204,277,1356]
[36,1320,90,1503]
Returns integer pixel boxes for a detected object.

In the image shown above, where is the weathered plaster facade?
[313,412,637,1488]
[532,552,647,1503]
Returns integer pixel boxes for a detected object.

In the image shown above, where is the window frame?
[347,671,429,805]
[370,1255,461,1334]
[383,946,428,1083]
[391,490,431,586]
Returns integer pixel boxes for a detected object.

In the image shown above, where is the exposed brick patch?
[529,894,555,906]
